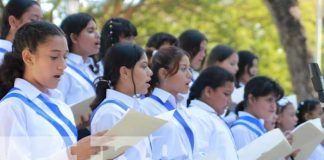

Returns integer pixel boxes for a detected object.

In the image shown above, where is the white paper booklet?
[69,96,95,125]
[238,128,292,160]
[90,109,168,160]
[291,118,324,160]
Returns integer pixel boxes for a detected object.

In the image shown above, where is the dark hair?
[178,29,207,61]
[1,0,39,39]
[99,18,137,61]
[60,13,100,74]
[235,50,258,87]
[60,13,95,52]
[207,44,236,67]
[148,46,189,94]
[297,99,320,125]
[235,76,284,114]
[0,21,65,98]
[90,43,144,110]
[145,32,178,63]
[187,66,234,106]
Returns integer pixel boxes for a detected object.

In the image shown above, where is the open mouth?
[54,75,61,79]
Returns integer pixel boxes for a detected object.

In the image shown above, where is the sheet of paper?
[238,128,292,160]
[69,96,95,125]
[291,118,324,160]
[90,109,168,160]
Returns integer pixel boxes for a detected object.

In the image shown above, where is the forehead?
[24,4,42,17]
[35,35,67,50]
[179,55,190,64]
[200,40,207,48]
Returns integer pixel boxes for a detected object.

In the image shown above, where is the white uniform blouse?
[57,53,101,105]
[188,99,238,160]
[0,78,77,160]
[90,89,151,160]
[230,111,266,150]
[140,88,194,160]
[309,144,324,160]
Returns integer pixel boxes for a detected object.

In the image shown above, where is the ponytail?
[0,52,24,98]
[235,100,246,114]
[90,78,110,111]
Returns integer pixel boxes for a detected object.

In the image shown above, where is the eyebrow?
[50,49,69,53]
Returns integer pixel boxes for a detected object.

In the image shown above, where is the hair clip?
[152,50,158,56]
[94,77,111,87]
[277,97,290,107]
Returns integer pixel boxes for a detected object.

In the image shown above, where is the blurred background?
[0,0,322,101]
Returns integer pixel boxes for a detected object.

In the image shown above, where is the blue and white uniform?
[0,78,77,159]
[188,99,238,160]
[91,89,152,160]
[140,88,194,160]
[57,53,102,105]
[231,111,267,150]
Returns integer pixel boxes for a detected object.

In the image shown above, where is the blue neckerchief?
[0,47,8,53]
[67,63,95,90]
[150,95,195,152]
[1,88,77,147]
[90,99,129,122]
[231,116,267,137]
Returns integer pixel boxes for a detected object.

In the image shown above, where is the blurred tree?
[264,0,315,101]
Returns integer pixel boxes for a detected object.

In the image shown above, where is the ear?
[158,68,168,80]
[119,66,130,80]
[70,33,78,44]
[247,94,256,104]
[8,15,19,30]
[244,65,249,73]
[22,48,34,65]
[203,86,213,98]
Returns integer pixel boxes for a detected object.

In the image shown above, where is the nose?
[294,115,298,122]
[58,57,66,70]
[226,97,232,106]
[235,65,239,72]
[187,68,192,79]
[147,67,153,77]
[95,31,100,39]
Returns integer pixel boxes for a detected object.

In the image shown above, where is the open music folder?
[90,109,170,160]
[238,128,292,160]
[291,118,324,160]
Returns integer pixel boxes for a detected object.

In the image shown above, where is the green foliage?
[131,0,295,94]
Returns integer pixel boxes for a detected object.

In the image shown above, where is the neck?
[115,83,134,97]
[158,86,178,99]
[72,48,90,62]
[23,75,47,93]
[245,107,259,119]
[5,32,14,42]
[240,74,250,85]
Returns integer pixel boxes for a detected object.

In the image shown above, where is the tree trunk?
[264,0,315,101]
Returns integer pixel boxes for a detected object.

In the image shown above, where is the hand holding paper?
[70,96,95,126]
[90,109,168,160]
